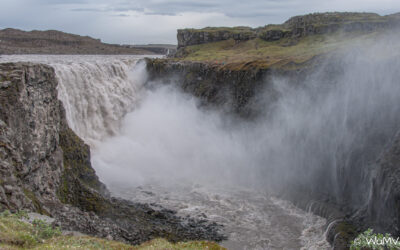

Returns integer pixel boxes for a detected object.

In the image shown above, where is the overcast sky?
[0,0,399,45]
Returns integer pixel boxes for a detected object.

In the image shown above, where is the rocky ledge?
[0,62,225,245]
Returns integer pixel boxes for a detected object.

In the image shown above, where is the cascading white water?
[0,54,331,249]
[54,57,149,145]
[2,32,400,249]
[0,55,149,146]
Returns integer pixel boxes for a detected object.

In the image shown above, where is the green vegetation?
[0,210,61,248]
[350,228,400,250]
[258,12,388,32]
[284,12,383,26]
[133,239,225,250]
[57,127,110,214]
[174,12,400,70]
[175,31,379,70]
[0,210,226,250]
[22,189,50,216]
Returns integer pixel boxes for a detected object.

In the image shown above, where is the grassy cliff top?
[173,12,399,70]
[173,31,379,70]
[283,12,384,26]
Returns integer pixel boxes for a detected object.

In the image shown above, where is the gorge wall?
[0,62,225,245]
[146,41,400,249]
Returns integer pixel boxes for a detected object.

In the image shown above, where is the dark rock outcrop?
[177,27,256,48]
[145,58,316,117]
[146,59,285,117]
[0,62,225,245]
[366,131,400,235]
[258,29,290,41]
[0,62,63,213]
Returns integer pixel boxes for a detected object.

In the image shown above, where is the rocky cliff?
[366,131,400,235]
[0,28,153,55]
[145,57,315,117]
[177,12,400,49]
[177,27,256,48]
[0,62,224,245]
[0,62,63,213]
[146,46,400,249]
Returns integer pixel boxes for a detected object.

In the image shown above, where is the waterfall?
[0,54,333,249]
[53,56,148,145]
[2,42,399,248]
[0,55,149,146]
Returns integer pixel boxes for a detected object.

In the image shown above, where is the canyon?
[1,11,400,250]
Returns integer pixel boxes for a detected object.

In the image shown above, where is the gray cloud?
[144,12,178,16]
[71,8,105,12]
[112,13,130,17]
[1,0,400,44]
[68,0,297,18]
[65,0,400,20]
[37,0,88,4]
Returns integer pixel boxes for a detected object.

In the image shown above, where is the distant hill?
[0,28,155,55]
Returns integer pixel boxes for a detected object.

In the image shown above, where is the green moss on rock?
[57,127,109,213]
[22,189,50,216]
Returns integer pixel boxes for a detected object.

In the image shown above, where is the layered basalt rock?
[177,27,256,48]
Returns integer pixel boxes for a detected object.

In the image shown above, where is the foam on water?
[111,183,331,250]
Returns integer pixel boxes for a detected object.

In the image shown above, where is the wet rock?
[0,62,226,246]
[365,131,400,236]
[326,220,357,250]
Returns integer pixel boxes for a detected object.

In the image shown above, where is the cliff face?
[146,53,400,249]
[0,63,63,213]
[177,27,256,48]
[0,62,224,245]
[146,58,316,117]
[366,132,400,235]
[146,58,350,249]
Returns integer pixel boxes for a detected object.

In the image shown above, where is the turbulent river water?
[0,55,330,249]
